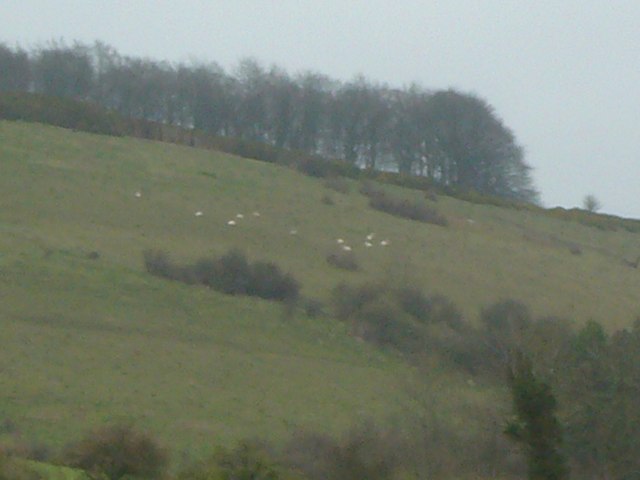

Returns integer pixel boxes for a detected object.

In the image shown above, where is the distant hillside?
[1,120,640,475]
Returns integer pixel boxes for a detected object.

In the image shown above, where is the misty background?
[1,0,638,218]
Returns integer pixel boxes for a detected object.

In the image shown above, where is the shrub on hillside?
[354,297,422,351]
[358,180,385,199]
[480,299,532,367]
[178,441,293,480]
[331,282,384,321]
[323,176,350,194]
[368,191,448,226]
[284,424,397,480]
[0,453,42,480]
[326,250,359,271]
[143,249,179,281]
[63,424,167,480]
[144,249,299,303]
[321,194,334,206]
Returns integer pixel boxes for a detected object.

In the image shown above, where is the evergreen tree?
[505,351,568,480]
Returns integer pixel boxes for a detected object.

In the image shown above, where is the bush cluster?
[144,249,300,303]
[331,282,462,353]
[326,250,359,271]
[63,423,168,480]
[360,181,447,226]
[368,191,448,226]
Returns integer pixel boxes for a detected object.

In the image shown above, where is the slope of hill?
[1,120,639,457]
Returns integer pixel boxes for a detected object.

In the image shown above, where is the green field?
[1,120,639,460]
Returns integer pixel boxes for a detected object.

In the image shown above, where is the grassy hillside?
[0,120,639,459]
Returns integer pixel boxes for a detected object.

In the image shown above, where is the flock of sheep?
[133,190,391,252]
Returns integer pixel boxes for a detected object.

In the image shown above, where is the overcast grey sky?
[2,1,639,218]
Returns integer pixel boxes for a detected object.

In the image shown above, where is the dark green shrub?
[331,282,384,321]
[248,260,300,302]
[355,298,422,351]
[209,249,252,295]
[506,351,569,480]
[330,282,433,353]
[302,298,325,318]
[326,251,359,271]
[63,423,168,480]
[394,286,432,323]
[424,294,465,331]
[143,249,179,281]
[144,249,299,303]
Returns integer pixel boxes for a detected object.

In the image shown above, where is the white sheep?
[380,240,390,246]
[289,228,298,235]
[342,245,352,252]
[366,233,375,240]
[227,220,236,226]
[364,241,373,248]
[236,213,244,219]
[252,211,261,217]
[134,191,142,198]
[194,211,204,217]
[336,238,345,244]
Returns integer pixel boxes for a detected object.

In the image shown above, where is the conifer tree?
[505,351,568,480]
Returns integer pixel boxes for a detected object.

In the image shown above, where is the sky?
[1,1,639,218]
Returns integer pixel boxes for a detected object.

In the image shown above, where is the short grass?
[1,121,639,461]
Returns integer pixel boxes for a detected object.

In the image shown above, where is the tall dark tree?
[0,43,30,92]
[32,41,94,99]
[424,90,538,202]
[233,58,269,140]
[505,351,568,480]
[263,66,297,148]
[291,72,332,152]
[176,62,232,134]
[559,320,640,480]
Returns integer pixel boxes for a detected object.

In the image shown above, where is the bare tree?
[582,194,601,213]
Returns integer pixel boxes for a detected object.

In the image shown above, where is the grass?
[1,120,640,465]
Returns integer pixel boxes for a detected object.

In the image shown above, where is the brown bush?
[323,176,350,194]
[321,194,334,206]
[0,452,42,480]
[63,423,168,480]
[326,250,359,271]
[368,192,448,226]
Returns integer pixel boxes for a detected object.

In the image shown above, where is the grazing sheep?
[236,213,244,219]
[134,191,142,198]
[380,240,390,246]
[227,220,236,226]
[336,238,345,244]
[252,211,261,217]
[289,228,298,235]
[194,211,204,217]
[366,233,375,240]
[364,241,373,248]
[342,245,352,252]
